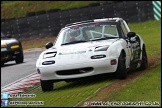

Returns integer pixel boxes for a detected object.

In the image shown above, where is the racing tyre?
[15,51,24,64]
[115,52,127,79]
[40,80,53,92]
[138,47,148,71]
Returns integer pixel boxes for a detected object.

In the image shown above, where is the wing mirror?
[127,32,136,38]
[45,42,53,49]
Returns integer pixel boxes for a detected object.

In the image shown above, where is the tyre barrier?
[46,8,61,13]
[26,12,36,17]
[36,10,46,15]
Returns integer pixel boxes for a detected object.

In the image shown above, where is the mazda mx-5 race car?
[36,18,148,91]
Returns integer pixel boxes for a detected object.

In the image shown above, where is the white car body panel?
[36,39,125,80]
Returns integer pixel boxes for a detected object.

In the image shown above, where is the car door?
[119,21,141,66]
[129,35,141,65]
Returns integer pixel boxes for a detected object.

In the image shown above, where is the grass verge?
[1,1,107,19]
[104,62,161,107]
[9,75,116,107]
[128,20,161,59]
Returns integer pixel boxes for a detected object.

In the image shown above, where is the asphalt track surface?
[1,49,44,88]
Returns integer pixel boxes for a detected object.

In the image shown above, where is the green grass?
[23,44,45,50]
[1,1,108,19]
[128,20,161,59]
[9,77,115,107]
[104,62,161,107]
[1,1,15,4]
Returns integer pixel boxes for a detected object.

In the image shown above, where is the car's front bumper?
[1,48,23,63]
[36,58,118,81]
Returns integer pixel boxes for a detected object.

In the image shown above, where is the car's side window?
[104,25,118,37]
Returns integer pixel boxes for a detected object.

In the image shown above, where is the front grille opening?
[56,67,93,75]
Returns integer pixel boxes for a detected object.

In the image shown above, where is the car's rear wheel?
[115,52,127,79]
[15,51,24,64]
[138,46,148,71]
[40,80,53,92]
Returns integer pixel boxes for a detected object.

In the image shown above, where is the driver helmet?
[70,29,83,40]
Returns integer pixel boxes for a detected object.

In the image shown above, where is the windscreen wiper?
[61,40,88,45]
[90,37,118,41]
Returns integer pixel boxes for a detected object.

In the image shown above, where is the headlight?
[94,46,109,52]
[11,45,19,49]
[43,52,57,59]
[1,42,7,48]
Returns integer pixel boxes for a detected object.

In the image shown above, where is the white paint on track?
[1,72,40,97]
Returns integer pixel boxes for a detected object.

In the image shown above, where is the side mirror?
[127,32,136,38]
[6,34,12,38]
[45,42,53,49]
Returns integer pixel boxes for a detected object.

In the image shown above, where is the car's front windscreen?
[54,22,119,46]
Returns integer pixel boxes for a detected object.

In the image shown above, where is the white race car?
[36,18,148,91]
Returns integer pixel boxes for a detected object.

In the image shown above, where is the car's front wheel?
[15,50,24,64]
[40,80,53,92]
[115,52,127,79]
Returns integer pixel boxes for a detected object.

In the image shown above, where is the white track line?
[1,72,40,96]
[1,72,38,90]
